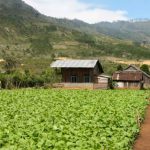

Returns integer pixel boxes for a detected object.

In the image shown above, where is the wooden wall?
[143,75,150,88]
[114,81,141,89]
[61,68,94,83]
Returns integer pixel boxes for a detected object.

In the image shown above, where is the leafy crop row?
[0,89,149,149]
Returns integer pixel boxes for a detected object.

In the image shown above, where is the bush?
[0,68,60,89]
[140,64,150,75]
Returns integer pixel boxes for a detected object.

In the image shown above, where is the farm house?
[51,59,111,89]
[112,65,150,89]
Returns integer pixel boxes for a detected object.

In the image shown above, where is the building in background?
[51,59,111,89]
[112,65,150,89]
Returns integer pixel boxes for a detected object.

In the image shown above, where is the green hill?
[46,18,150,44]
[93,20,150,43]
[0,0,150,61]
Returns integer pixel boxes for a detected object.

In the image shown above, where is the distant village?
[0,58,150,90]
[51,59,150,90]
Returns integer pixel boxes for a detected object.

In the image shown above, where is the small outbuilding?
[112,65,150,89]
[51,59,110,89]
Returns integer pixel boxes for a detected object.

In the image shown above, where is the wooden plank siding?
[61,68,94,83]
[51,59,111,89]
[143,74,150,88]
[112,65,150,89]
[114,81,141,89]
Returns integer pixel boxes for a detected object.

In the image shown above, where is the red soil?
[133,105,150,150]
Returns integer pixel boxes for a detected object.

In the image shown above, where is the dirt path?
[133,105,150,150]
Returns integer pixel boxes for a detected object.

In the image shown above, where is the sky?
[23,0,150,24]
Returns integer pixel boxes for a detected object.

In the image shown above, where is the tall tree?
[140,64,150,75]
[3,56,18,73]
[117,64,123,71]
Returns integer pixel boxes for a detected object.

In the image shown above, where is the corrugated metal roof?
[51,60,99,68]
[98,74,111,78]
[112,71,143,81]
[124,65,150,78]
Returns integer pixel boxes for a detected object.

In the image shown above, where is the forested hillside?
[48,18,150,43]
[94,20,150,43]
[0,0,150,60]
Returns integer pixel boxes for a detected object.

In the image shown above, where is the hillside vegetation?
[94,20,150,43]
[52,18,150,44]
[0,0,150,61]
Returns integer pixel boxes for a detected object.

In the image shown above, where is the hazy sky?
[23,0,149,24]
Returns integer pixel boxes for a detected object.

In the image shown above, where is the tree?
[117,64,123,71]
[3,56,19,73]
[41,68,60,84]
[140,64,150,75]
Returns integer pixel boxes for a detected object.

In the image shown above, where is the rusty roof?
[124,65,150,78]
[112,71,143,81]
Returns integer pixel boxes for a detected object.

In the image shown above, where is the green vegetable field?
[0,89,149,150]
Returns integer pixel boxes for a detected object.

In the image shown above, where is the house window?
[71,75,77,83]
[84,74,91,83]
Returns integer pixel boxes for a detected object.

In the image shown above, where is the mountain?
[49,18,150,43]
[93,21,150,43]
[0,0,150,61]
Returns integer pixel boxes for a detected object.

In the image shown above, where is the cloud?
[23,0,129,24]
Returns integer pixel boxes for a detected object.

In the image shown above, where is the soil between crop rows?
[134,105,150,150]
